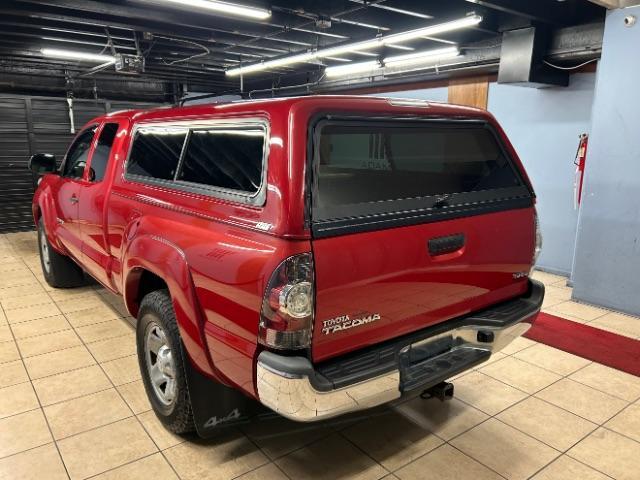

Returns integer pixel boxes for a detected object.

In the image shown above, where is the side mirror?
[29,153,57,175]
[71,162,86,179]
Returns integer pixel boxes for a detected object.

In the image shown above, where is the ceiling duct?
[498,26,569,87]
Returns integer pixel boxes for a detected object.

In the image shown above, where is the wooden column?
[448,75,490,109]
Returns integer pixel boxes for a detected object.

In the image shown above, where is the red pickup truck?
[30,95,544,436]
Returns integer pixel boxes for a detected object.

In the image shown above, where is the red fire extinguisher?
[574,133,588,209]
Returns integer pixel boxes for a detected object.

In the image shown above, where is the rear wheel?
[37,217,85,288]
[137,289,195,434]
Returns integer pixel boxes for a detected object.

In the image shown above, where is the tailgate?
[309,117,535,362]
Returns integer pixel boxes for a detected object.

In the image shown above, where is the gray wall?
[488,74,596,276]
[571,7,640,315]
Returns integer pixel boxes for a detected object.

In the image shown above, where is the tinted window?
[90,123,119,182]
[317,123,522,208]
[177,128,264,193]
[62,126,97,178]
[127,127,187,180]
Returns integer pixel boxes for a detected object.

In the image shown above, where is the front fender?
[123,233,216,378]
[34,181,65,253]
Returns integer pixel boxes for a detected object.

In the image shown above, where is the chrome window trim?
[123,118,270,207]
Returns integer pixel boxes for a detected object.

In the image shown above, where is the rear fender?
[123,234,216,377]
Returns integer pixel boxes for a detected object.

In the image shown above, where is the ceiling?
[0,0,605,101]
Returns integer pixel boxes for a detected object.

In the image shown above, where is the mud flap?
[182,355,270,439]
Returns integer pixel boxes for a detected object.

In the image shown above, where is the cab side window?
[62,126,97,179]
[89,123,119,182]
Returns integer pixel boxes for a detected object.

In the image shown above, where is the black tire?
[136,289,195,434]
[37,217,85,288]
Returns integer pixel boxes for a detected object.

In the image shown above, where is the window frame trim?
[123,117,270,207]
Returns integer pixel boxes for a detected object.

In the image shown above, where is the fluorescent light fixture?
[226,14,481,76]
[384,46,460,67]
[148,0,271,19]
[325,60,382,77]
[41,48,115,63]
[324,46,461,78]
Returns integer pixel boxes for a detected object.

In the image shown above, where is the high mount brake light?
[259,252,314,350]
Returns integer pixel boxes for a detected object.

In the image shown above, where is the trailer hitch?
[420,381,454,402]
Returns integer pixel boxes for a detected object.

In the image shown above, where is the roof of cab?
[93,95,489,125]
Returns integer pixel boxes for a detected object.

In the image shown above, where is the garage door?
[0,95,160,233]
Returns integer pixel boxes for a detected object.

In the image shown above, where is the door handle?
[69,195,79,204]
[428,233,465,256]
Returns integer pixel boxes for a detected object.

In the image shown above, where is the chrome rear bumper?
[256,280,543,422]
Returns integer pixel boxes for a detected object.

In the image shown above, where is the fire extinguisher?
[574,133,588,209]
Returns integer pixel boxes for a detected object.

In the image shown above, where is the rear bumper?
[256,279,544,422]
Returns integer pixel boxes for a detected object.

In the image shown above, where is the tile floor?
[0,230,639,479]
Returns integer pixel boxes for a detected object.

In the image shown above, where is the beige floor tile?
[514,343,591,376]
[532,455,610,480]
[56,295,110,314]
[531,270,566,285]
[499,336,536,355]
[0,443,68,480]
[570,362,640,402]
[86,332,136,363]
[138,410,185,450]
[604,403,640,443]
[497,397,597,451]
[117,380,151,414]
[234,463,288,480]
[454,371,528,415]
[93,452,178,480]
[0,273,38,289]
[568,428,640,480]
[472,351,508,371]
[242,415,333,460]
[451,418,559,480]
[590,311,640,338]
[76,318,133,344]
[44,388,132,439]
[47,287,100,303]
[0,341,20,364]
[548,301,609,322]
[16,329,81,358]
[0,285,45,301]
[542,295,565,309]
[536,378,628,424]
[101,354,141,386]
[65,305,122,328]
[0,382,39,419]
[0,261,27,274]
[24,344,95,380]
[1,293,52,311]
[0,326,11,343]
[275,433,386,480]
[9,315,70,340]
[544,285,573,301]
[342,409,443,471]
[393,397,488,441]
[58,417,157,479]
[395,443,502,480]
[32,364,111,406]
[480,356,562,394]
[5,302,61,324]
[0,310,6,326]
[165,429,268,480]
[0,359,28,388]
[0,409,52,458]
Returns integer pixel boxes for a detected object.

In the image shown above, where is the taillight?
[259,252,314,350]
[531,210,543,274]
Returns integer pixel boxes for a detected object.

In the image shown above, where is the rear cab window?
[124,120,267,205]
[310,117,533,236]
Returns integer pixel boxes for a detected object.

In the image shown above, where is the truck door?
[79,120,127,288]
[52,125,98,261]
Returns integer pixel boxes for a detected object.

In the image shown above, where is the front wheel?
[37,217,85,288]
[136,289,195,434]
